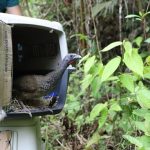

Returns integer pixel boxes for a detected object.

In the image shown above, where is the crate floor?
[4,98,59,117]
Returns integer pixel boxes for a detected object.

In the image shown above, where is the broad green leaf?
[133,109,150,117]
[133,36,143,47]
[134,121,145,132]
[66,101,80,111]
[123,40,132,56]
[144,66,150,79]
[90,103,107,121]
[101,56,121,82]
[137,136,150,149]
[106,76,119,81]
[81,74,93,91]
[92,3,104,17]
[137,87,150,108]
[123,135,143,148]
[98,107,108,128]
[109,102,122,112]
[70,33,88,40]
[101,41,122,52]
[125,14,140,19]
[84,56,96,74]
[145,38,150,43]
[136,18,142,21]
[119,74,135,93]
[144,73,150,79]
[142,11,150,18]
[139,11,143,17]
[92,1,112,17]
[144,116,150,136]
[91,76,101,98]
[90,62,104,77]
[145,56,150,65]
[79,53,90,64]
[123,48,143,77]
[86,132,101,148]
[75,115,84,128]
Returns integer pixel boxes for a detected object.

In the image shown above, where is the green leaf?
[79,53,90,64]
[142,11,150,18]
[84,56,96,74]
[101,41,122,52]
[91,76,101,98]
[133,109,150,117]
[119,74,135,93]
[105,76,119,81]
[145,38,150,43]
[139,11,143,17]
[86,132,101,148]
[98,107,108,128]
[70,33,88,40]
[135,18,142,21]
[101,56,121,82]
[81,74,93,91]
[123,135,143,148]
[144,66,150,79]
[90,103,107,121]
[137,87,150,109]
[92,3,104,17]
[144,116,150,136]
[137,136,150,149]
[91,1,112,17]
[134,121,145,132]
[90,62,104,77]
[123,48,143,77]
[123,40,132,56]
[109,102,122,112]
[145,56,150,65]
[133,36,143,47]
[125,14,140,19]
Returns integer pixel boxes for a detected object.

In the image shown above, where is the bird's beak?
[73,54,82,61]
[69,54,81,65]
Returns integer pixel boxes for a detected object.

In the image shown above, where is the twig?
[56,139,70,150]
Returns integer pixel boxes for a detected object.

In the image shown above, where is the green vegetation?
[21,0,150,149]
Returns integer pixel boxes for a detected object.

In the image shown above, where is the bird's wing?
[13,75,38,92]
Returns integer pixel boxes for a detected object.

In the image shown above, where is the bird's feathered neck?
[45,59,69,79]
[61,59,69,70]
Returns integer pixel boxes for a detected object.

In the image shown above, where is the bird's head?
[63,53,81,66]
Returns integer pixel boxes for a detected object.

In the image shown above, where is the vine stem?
[88,0,102,61]
[119,0,123,54]
[146,0,150,12]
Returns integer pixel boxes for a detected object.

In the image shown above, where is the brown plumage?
[13,53,81,101]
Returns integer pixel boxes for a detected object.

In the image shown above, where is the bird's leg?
[19,101,32,117]
[39,94,55,113]
[44,94,60,113]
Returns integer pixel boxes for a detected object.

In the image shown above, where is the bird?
[13,53,81,104]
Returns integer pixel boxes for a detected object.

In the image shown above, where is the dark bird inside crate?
[12,53,81,107]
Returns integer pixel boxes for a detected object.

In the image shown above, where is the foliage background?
[20,0,150,149]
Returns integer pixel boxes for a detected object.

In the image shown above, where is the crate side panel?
[0,23,12,106]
